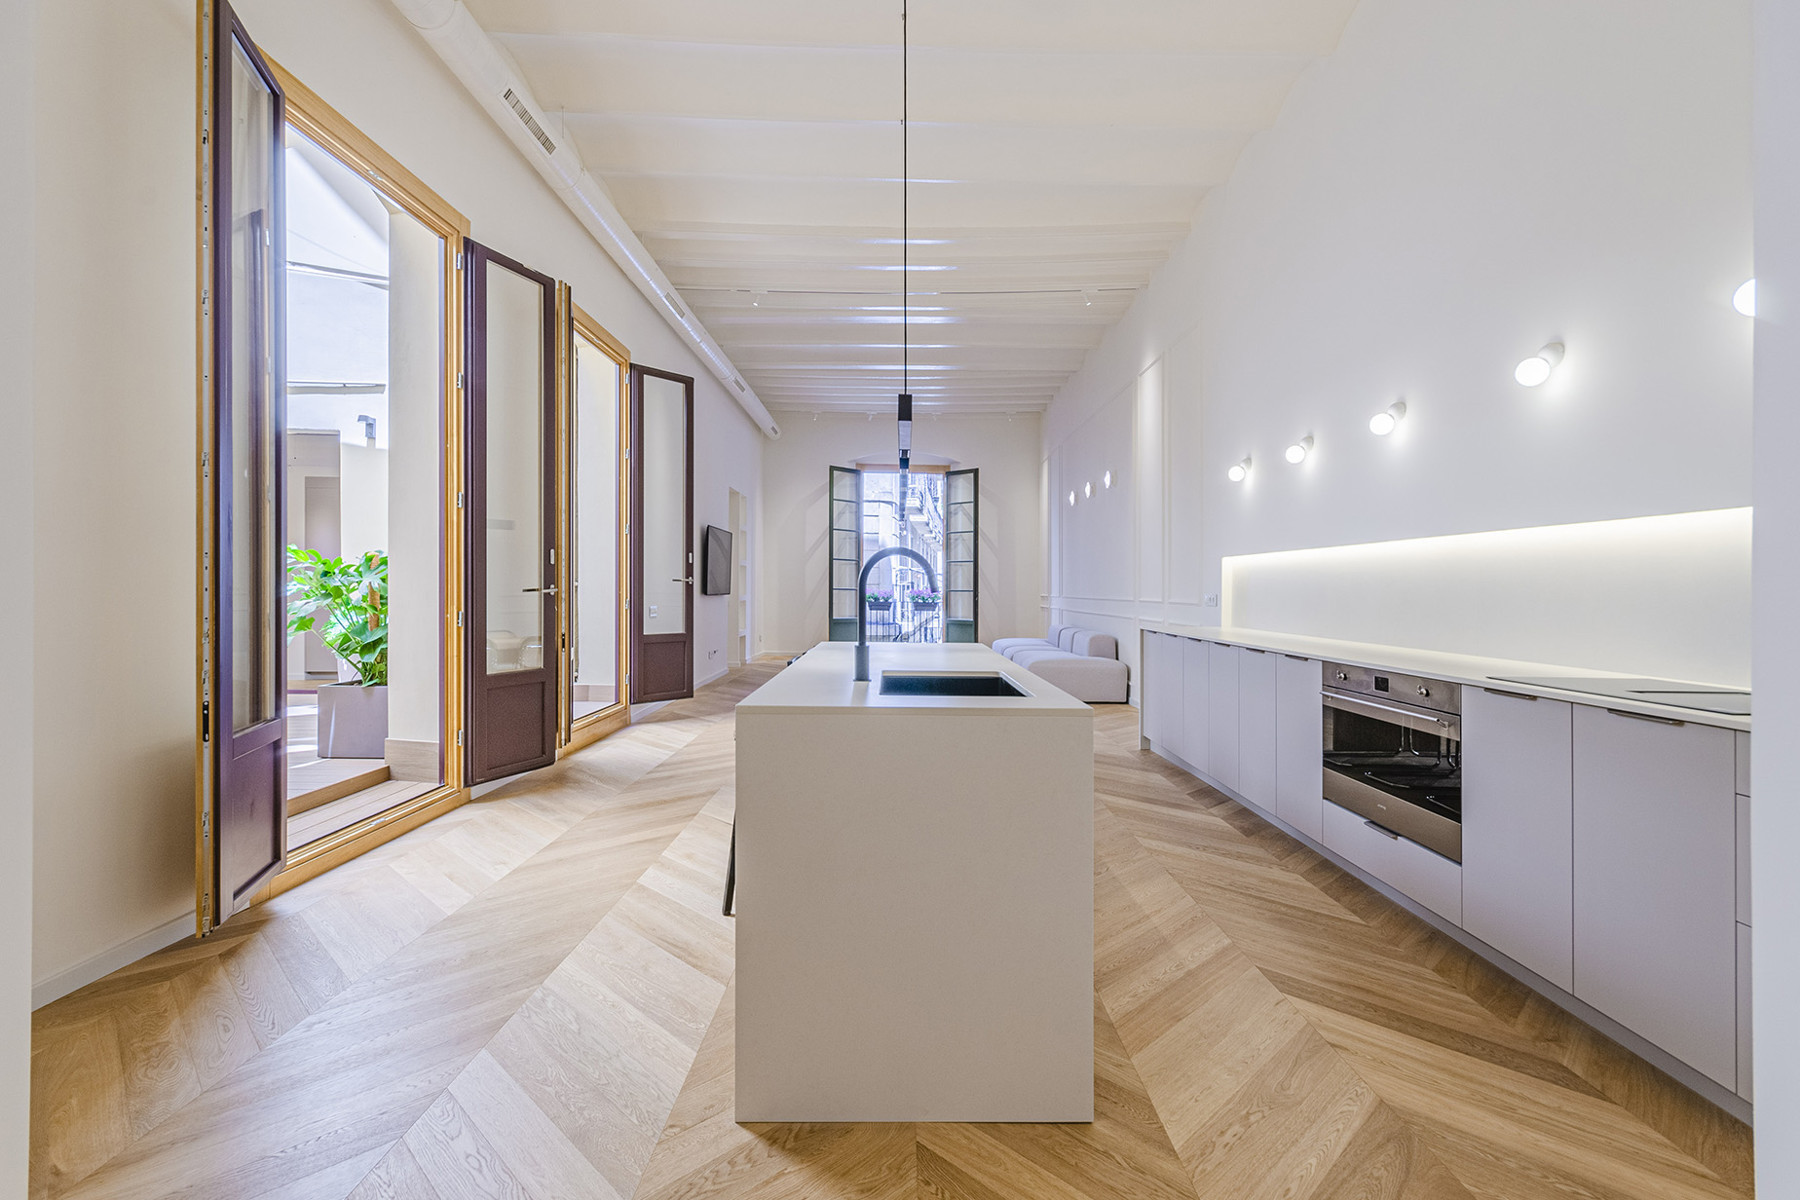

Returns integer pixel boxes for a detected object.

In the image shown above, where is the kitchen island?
[734,641,1094,1122]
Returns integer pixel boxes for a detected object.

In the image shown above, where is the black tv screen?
[701,524,732,595]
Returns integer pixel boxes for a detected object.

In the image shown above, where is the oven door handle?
[1322,690,1461,739]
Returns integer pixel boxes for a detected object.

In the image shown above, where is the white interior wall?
[759,412,1043,657]
[29,0,763,1002]
[1,0,34,1181]
[1045,0,1753,699]
[1753,0,1798,1181]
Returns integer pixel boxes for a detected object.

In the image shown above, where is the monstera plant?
[286,547,388,686]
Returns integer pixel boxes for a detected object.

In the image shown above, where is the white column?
[385,210,442,773]
[0,0,35,1185]
[1754,0,1800,1184]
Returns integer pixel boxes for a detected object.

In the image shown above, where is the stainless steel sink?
[878,671,1028,697]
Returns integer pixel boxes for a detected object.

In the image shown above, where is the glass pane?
[484,259,545,672]
[641,373,688,636]
[573,336,620,715]
[230,36,279,733]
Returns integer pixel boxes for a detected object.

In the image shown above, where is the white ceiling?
[467,0,1360,413]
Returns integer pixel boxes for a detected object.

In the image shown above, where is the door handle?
[672,577,693,584]
[522,586,559,595]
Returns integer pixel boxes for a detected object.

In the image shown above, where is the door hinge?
[456,730,464,746]
[549,547,556,565]
[456,372,464,391]
[456,611,464,628]
[201,699,211,742]
[201,808,210,837]
[456,491,464,509]
[455,250,464,270]
[623,447,630,460]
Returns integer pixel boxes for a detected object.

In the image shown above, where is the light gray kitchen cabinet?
[1236,649,1277,811]
[1462,688,1574,992]
[1323,799,1462,923]
[1180,637,1210,773]
[1737,922,1753,1101]
[1206,641,1239,790]
[1573,706,1737,1089]
[1735,730,1750,796]
[1274,655,1322,841]
[1737,794,1751,926]
[1141,633,1181,752]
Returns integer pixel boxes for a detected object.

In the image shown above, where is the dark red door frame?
[629,364,695,703]
[207,0,287,925]
[464,239,560,783]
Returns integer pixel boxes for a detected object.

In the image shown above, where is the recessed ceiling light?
[1227,457,1251,483]
[1514,342,1564,387]
[1068,490,1077,507]
[1285,436,1314,465]
[1084,481,1094,498]
[1369,401,1406,436]
[1734,279,1756,317]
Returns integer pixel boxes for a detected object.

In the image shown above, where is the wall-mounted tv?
[701,524,733,595]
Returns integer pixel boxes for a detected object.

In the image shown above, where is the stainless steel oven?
[1321,663,1463,862]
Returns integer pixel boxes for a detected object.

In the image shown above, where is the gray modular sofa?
[991,625,1130,704]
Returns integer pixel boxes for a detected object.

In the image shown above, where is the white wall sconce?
[1067,490,1077,507]
[1227,457,1251,483]
[1734,279,1756,317]
[1369,401,1406,436]
[1084,481,1094,499]
[1514,342,1564,387]
[1102,470,1113,489]
[1284,436,1314,465]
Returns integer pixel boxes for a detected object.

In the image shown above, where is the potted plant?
[287,547,389,759]
[909,587,939,610]
[865,588,894,612]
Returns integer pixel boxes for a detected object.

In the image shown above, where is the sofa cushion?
[991,636,1053,658]
[1056,627,1079,652]
[1070,630,1118,660]
[1016,651,1130,704]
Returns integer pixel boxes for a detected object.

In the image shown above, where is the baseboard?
[33,911,195,1010]
[695,663,729,689]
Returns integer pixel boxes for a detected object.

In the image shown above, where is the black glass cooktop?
[1491,676,1750,716]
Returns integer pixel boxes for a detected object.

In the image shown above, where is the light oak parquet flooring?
[29,671,1753,1200]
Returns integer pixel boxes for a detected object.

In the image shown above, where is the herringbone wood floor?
[30,664,1754,1199]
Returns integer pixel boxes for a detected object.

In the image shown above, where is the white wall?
[759,412,1043,656]
[1753,0,1799,1179]
[1045,0,1753,697]
[1,0,34,1182]
[29,0,763,1001]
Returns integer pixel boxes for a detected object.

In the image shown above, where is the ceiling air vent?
[733,377,748,393]
[662,291,688,319]
[501,88,556,156]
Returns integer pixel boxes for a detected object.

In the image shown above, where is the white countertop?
[739,641,1092,715]
[1142,623,1750,732]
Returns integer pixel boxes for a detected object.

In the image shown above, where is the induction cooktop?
[1489,676,1751,716]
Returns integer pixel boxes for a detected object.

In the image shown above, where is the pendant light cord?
[902,0,909,394]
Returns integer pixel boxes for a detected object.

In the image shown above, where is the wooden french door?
[199,0,287,929]
[465,240,559,782]
[827,465,863,641]
[630,365,695,702]
[944,468,979,642]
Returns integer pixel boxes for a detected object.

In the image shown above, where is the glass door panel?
[571,325,622,720]
[204,1,288,929]
[945,468,979,643]
[630,366,693,702]
[466,240,558,782]
[828,465,862,641]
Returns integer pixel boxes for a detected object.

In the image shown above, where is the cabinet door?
[1180,638,1209,773]
[1237,649,1277,811]
[1141,634,1178,750]
[1573,707,1737,1088]
[1463,689,1574,990]
[1275,655,1323,841]
[1206,642,1239,790]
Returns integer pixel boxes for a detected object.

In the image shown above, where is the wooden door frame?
[197,27,476,922]
[629,364,695,703]
[559,297,632,752]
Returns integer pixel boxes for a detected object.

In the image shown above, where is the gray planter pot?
[317,683,389,759]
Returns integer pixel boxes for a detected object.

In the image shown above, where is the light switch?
[648,605,660,619]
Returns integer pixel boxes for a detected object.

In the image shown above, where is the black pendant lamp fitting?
[897,0,911,477]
